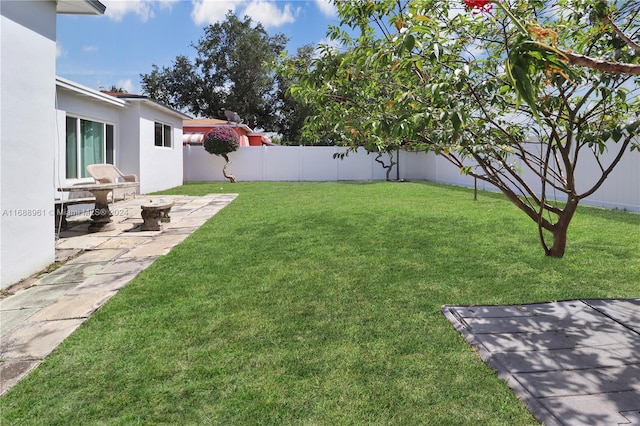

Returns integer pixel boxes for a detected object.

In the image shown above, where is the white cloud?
[243,1,298,28]
[102,0,178,22]
[191,0,244,26]
[315,0,336,18]
[191,0,298,28]
[157,0,178,11]
[103,0,152,21]
[83,45,98,53]
[315,37,342,57]
[117,79,136,93]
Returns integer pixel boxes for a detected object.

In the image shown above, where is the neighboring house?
[183,118,275,147]
[1,0,107,288]
[55,80,191,196]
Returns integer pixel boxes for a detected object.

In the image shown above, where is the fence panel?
[183,144,640,212]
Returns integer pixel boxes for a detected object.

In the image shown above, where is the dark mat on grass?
[442,299,640,426]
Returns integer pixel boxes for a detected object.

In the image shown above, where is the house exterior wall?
[1,1,57,287]
[136,103,184,193]
[117,103,142,180]
[247,135,265,146]
[184,125,250,137]
[54,88,125,191]
[183,123,251,147]
[54,88,184,197]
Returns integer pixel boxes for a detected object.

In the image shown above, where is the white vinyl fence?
[183,144,640,212]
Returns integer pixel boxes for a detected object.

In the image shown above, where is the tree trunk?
[222,154,236,183]
[543,198,579,258]
[374,152,396,181]
[546,225,568,258]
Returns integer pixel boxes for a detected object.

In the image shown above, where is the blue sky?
[56,0,340,94]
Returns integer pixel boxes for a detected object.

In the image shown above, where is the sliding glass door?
[66,117,114,179]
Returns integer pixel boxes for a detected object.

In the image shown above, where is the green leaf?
[506,58,537,114]
[612,128,622,142]
[451,111,463,132]
[404,34,416,52]
[526,50,544,60]
[618,89,627,103]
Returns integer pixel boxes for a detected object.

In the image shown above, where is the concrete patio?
[0,193,237,396]
[444,299,640,425]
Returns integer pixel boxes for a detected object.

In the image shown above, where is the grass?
[1,181,639,425]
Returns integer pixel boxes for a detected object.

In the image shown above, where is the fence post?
[474,177,477,201]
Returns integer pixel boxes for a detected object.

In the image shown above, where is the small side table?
[140,199,174,231]
[58,182,139,233]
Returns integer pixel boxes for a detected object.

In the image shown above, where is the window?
[155,121,172,147]
[65,117,114,179]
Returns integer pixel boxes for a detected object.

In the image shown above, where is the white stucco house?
[1,1,188,288]
[1,1,104,287]
[55,78,190,196]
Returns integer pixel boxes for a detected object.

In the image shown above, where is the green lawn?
[2,181,639,425]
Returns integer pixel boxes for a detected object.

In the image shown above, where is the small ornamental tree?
[203,126,239,183]
[334,138,401,181]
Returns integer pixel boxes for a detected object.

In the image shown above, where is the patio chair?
[87,164,139,201]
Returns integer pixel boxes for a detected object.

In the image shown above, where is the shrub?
[203,126,239,183]
[203,126,239,156]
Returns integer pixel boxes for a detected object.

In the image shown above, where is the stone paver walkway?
[0,194,237,396]
[443,299,640,425]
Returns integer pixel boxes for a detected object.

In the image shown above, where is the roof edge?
[56,0,106,15]
[125,97,192,120]
[56,76,126,107]
[183,119,253,133]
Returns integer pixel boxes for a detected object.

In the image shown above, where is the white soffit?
[56,0,106,15]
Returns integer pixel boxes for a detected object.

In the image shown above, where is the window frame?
[65,115,115,179]
[154,121,172,148]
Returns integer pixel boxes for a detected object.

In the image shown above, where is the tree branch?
[559,49,640,75]
[603,16,640,54]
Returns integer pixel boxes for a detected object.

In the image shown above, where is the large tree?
[291,0,640,257]
[141,12,287,130]
[274,44,318,145]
